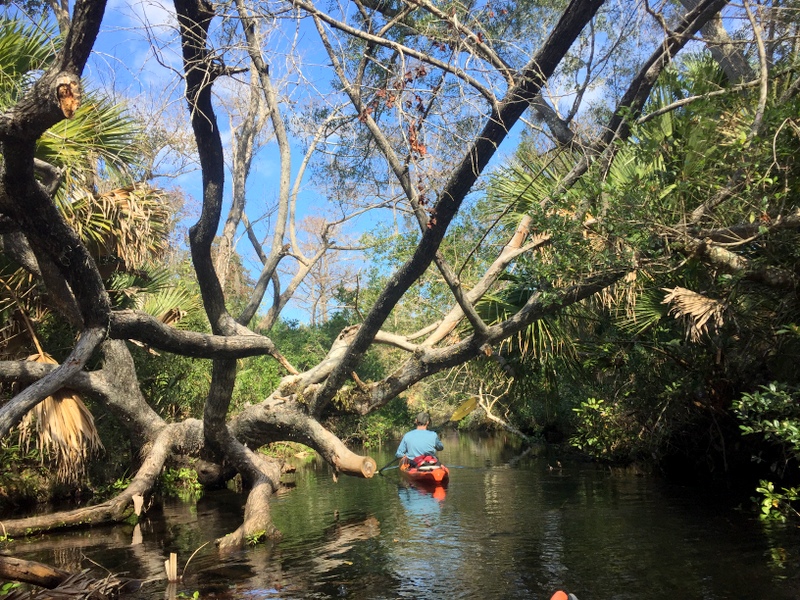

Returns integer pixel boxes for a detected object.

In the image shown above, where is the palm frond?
[107,263,202,327]
[478,282,575,362]
[38,94,145,180]
[662,287,726,342]
[58,184,171,269]
[141,285,202,329]
[18,353,103,484]
[487,149,579,222]
[0,19,56,108]
[616,286,668,336]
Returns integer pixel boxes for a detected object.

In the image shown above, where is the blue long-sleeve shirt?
[395,428,444,458]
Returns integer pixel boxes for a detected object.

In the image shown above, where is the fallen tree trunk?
[0,500,131,539]
[0,554,140,597]
[0,555,70,588]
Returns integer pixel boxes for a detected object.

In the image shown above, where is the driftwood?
[0,554,140,599]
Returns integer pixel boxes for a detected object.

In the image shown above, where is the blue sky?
[74,0,705,324]
[78,0,535,323]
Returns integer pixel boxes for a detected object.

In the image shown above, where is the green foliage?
[329,396,413,448]
[0,582,22,595]
[245,530,269,546]
[467,36,800,492]
[94,475,133,501]
[43,94,150,188]
[133,345,211,420]
[734,384,800,519]
[259,442,315,463]
[735,384,800,452]
[107,264,202,316]
[0,19,55,108]
[754,480,800,522]
[160,466,203,502]
[358,397,413,448]
[0,441,50,509]
[571,397,632,459]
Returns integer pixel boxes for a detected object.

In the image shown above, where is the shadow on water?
[5,432,800,599]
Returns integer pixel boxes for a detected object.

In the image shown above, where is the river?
[5,432,800,599]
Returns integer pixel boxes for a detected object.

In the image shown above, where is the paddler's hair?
[415,411,431,426]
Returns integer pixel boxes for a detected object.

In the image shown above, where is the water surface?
[6,433,800,599]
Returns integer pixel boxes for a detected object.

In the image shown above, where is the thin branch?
[292,0,499,105]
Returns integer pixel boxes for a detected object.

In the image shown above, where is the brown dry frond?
[63,183,171,270]
[18,352,103,484]
[597,269,651,317]
[661,287,726,342]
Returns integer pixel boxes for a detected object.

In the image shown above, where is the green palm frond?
[477,275,575,362]
[0,19,57,108]
[487,149,579,222]
[38,94,144,181]
[107,264,175,309]
[616,288,668,336]
[107,264,202,328]
[142,286,202,329]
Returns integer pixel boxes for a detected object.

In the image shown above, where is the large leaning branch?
[110,310,297,372]
[352,269,629,413]
[308,0,607,416]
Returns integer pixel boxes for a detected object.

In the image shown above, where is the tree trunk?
[0,555,71,589]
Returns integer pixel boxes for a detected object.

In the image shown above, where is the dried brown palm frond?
[18,352,103,484]
[59,182,172,271]
[662,287,726,343]
[596,269,642,312]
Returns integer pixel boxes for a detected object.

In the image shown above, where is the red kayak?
[399,457,450,485]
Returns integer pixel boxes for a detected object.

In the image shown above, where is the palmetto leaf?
[478,280,573,362]
[662,287,726,342]
[18,352,103,484]
[616,287,668,336]
[107,264,202,328]
[487,149,580,222]
[58,184,171,269]
[0,19,56,108]
[141,286,202,329]
[38,94,145,181]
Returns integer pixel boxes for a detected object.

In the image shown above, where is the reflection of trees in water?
[445,432,526,467]
[51,546,83,574]
[311,514,381,573]
[11,444,797,599]
[275,513,396,600]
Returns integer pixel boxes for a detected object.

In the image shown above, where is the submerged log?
[0,555,70,588]
[0,554,140,598]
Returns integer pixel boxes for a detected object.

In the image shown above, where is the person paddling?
[395,411,443,467]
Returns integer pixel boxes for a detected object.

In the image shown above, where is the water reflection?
[5,434,800,599]
[392,481,466,599]
[311,514,381,574]
[397,483,444,521]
